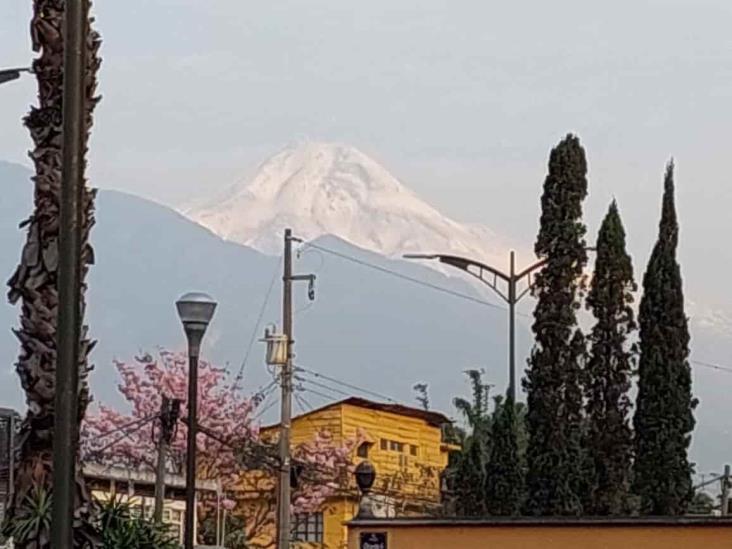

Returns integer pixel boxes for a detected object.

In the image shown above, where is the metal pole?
[722,464,730,516]
[508,251,517,402]
[154,396,170,523]
[276,228,294,549]
[184,332,203,549]
[52,0,86,546]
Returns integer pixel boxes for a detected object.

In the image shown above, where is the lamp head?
[176,292,217,343]
[355,460,376,495]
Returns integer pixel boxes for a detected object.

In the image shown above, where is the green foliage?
[524,134,589,516]
[98,496,178,549]
[413,383,430,411]
[633,162,697,515]
[3,484,52,546]
[584,201,636,515]
[485,393,524,515]
[200,513,248,548]
[688,491,715,515]
[450,370,493,516]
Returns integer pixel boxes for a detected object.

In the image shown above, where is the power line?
[88,415,159,457]
[232,256,282,391]
[254,396,280,420]
[300,387,341,403]
[296,365,400,404]
[294,393,311,416]
[296,376,352,399]
[93,414,159,440]
[691,358,732,375]
[301,241,506,311]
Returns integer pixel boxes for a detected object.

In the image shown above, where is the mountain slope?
[0,160,512,417]
[185,142,515,267]
[1,160,730,475]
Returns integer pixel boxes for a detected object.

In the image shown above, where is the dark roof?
[262,396,451,430]
[348,516,732,528]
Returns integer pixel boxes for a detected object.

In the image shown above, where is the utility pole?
[722,464,730,516]
[276,229,315,549]
[277,229,295,549]
[52,0,86,546]
[154,396,180,522]
[277,229,294,549]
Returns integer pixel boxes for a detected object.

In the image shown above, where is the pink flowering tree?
[81,350,359,547]
[82,350,258,480]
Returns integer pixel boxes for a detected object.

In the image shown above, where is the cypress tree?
[485,393,524,515]
[633,162,696,515]
[585,201,636,515]
[524,134,588,516]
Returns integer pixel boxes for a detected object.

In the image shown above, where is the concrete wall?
[348,519,732,549]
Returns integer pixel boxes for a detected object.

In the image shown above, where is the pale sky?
[2,0,732,308]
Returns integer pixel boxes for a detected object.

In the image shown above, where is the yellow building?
[246,397,457,548]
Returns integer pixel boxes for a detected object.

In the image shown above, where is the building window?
[292,512,324,543]
[380,439,387,450]
[410,444,418,456]
[357,442,370,458]
[389,440,404,453]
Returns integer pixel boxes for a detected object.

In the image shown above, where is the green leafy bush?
[98,496,179,549]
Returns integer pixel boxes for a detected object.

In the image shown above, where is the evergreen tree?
[485,393,524,515]
[633,162,696,515]
[585,201,636,515]
[524,134,589,516]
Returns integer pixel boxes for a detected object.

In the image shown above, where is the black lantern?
[355,461,376,494]
[354,461,376,518]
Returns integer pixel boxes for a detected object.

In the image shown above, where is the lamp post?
[52,0,87,546]
[405,251,546,401]
[176,292,217,549]
[0,67,31,86]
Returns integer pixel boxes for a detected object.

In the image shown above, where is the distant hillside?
[0,161,514,419]
[2,160,731,475]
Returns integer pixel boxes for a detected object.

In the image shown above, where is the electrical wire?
[88,415,159,457]
[300,241,506,311]
[300,240,732,375]
[232,256,282,391]
[295,376,351,399]
[300,387,341,403]
[254,396,280,420]
[691,358,732,375]
[295,365,400,403]
[93,414,159,440]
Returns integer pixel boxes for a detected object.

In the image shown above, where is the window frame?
[292,512,324,543]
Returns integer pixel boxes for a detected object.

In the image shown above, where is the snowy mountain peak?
[185,142,514,266]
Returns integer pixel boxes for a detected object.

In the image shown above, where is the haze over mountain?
[1,158,731,476]
[186,142,518,267]
[0,159,514,421]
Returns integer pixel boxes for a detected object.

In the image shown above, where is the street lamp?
[176,291,217,549]
[404,251,546,401]
[0,67,31,86]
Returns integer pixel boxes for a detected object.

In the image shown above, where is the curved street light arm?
[404,253,511,303]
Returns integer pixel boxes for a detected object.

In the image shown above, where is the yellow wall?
[250,402,452,548]
[348,523,732,549]
[340,403,449,504]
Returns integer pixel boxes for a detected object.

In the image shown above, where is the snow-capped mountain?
[184,142,518,267]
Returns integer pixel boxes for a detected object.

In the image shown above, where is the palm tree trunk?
[5,0,101,545]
